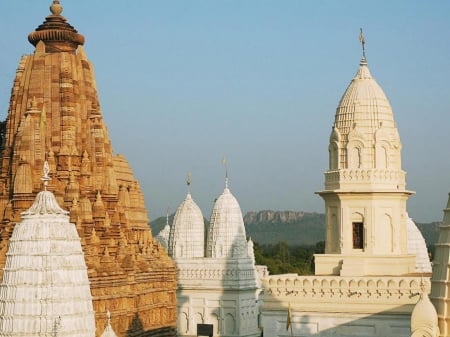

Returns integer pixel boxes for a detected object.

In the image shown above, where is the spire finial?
[186,172,192,194]
[166,206,170,227]
[106,310,111,326]
[359,28,366,61]
[50,0,63,16]
[222,156,229,189]
[41,161,51,191]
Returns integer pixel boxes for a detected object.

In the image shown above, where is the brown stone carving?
[0,2,177,336]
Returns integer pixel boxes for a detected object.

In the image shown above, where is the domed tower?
[315,33,417,276]
[206,178,248,259]
[0,164,95,337]
[0,2,176,335]
[168,177,205,259]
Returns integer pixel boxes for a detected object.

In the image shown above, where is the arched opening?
[351,212,364,250]
[329,142,339,170]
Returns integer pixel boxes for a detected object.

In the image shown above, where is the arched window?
[350,146,361,168]
[351,212,364,250]
[329,142,339,170]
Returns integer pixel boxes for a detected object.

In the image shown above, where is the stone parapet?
[263,274,427,313]
[177,258,258,289]
[324,169,406,191]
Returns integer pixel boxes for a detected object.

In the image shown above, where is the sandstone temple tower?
[0,2,176,336]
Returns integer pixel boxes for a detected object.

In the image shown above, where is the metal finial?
[222,156,229,188]
[186,172,192,193]
[41,161,51,191]
[359,28,366,60]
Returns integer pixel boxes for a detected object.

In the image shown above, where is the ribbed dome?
[334,58,396,137]
[28,1,85,53]
[407,217,432,273]
[327,56,403,173]
[206,187,248,259]
[168,193,205,259]
[411,291,439,337]
[0,187,95,336]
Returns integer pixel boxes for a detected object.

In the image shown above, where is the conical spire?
[206,181,247,259]
[0,163,95,336]
[28,0,85,53]
[168,177,205,259]
[155,206,171,251]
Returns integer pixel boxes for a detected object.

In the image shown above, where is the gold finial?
[359,28,366,60]
[50,0,63,16]
[41,161,51,191]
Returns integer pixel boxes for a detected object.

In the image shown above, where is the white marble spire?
[156,207,171,250]
[206,177,248,259]
[0,162,95,337]
[168,174,205,259]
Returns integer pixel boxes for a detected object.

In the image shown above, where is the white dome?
[329,58,403,173]
[206,187,248,259]
[335,58,396,136]
[407,217,432,273]
[168,193,205,259]
[0,189,95,336]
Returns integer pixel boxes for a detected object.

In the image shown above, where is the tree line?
[253,240,325,275]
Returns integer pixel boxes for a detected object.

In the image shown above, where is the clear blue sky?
[1,1,449,222]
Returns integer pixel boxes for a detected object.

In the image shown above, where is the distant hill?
[150,211,441,248]
[243,210,325,246]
